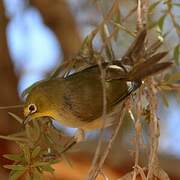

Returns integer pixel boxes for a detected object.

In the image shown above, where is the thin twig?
[132,89,143,180]
[132,0,144,178]
[136,165,147,180]
[100,170,109,180]
[121,6,137,23]
[0,104,24,109]
[89,0,121,43]
[146,78,160,180]
[99,27,119,54]
[87,1,122,179]
[166,1,180,37]
[111,22,136,37]
[98,102,127,169]
[137,0,143,31]
[88,101,127,180]
[87,60,107,180]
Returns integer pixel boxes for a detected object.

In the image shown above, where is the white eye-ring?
[28,104,37,114]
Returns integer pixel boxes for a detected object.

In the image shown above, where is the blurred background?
[0,0,179,179]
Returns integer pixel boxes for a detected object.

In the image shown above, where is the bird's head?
[23,86,54,123]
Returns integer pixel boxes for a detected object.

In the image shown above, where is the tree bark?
[30,0,82,60]
[0,1,21,134]
[0,1,22,177]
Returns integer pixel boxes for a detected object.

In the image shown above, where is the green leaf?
[49,159,60,165]
[173,44,180,65]
[33,162,49,167]
[25,173,31,180]
[167,72,180,82]
[31,146,41,159]
[40,164,54,174]
[148,19,159,29]
[3,154,22,162]
[32,120,41,140]
[8,112,24,124]
[19,144,31,163]
[9,170,26,180]
[158,15,166,31]
[172,3,180,7]
[33,168,42,180]
[148,1,161,12]
[25,121,40,142]
[4,165,25,171]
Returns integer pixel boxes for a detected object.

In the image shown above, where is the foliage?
[0,115,72,179]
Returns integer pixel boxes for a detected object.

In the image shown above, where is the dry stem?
[87,60,108,180]
[146,78,160,180]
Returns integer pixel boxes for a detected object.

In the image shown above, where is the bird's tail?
[127,51,172,81]
[106,29,172,82]
[118,29,172,81]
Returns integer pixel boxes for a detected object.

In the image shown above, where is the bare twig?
[111,22,136,37]
[137,0,143,31]
[87,1,123,179]
[130,88,143,180]
[0,105,24,110]
[88,0,120,44]
[100,170,109,180]
[166,1,180,37]
[98,103,126,170]
[131,0,145,178]
[87,59,108,180]
[121,6,137,23]
[146,78,160,180]
[87,101,127,180]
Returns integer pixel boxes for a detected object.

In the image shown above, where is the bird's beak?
[23,107,29,118]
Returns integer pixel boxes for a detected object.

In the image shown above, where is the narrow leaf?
[173,44,179,65]
[19,144,31,163]
[4,165,25,171]
[9,170,26,180]
[149,1,161,12]
[25,173,31,180]
[33,168,42,180]
[3,154,22,161]
[158,15,166,31]
[8,112,24,124]
[31,146,41,159]
[40,165,54,174]
[167,72,180,82]
[173,3,180,7]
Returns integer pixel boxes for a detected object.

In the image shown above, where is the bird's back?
[48,65,135,122]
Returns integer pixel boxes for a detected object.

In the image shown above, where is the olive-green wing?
[61,65,138,122]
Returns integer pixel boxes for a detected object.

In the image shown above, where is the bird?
[23,30,172,137]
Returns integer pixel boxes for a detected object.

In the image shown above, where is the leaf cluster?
[0,115,72,180]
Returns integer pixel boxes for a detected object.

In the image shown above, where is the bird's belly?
[51,102,122,130]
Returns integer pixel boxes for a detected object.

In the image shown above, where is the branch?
[30,0,82,59]
[0,1,21,133]
[86,60,108,180]
[87,100,127,180]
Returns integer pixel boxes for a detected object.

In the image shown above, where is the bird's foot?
[74,128,85,142]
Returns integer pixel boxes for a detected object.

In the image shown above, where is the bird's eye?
[28,104,37,114]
